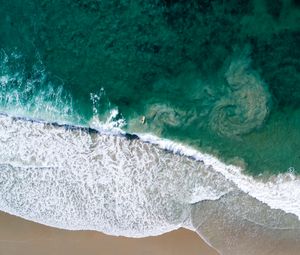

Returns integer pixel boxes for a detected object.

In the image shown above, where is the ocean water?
[0,0,299,175]
[0,0,300,253]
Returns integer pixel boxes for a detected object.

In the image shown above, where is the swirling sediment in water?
[210,54,270,137]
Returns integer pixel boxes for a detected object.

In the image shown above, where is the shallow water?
[0,0,299,175]
[0,115,299,255]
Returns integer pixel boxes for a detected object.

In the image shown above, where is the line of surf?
[1,113,235,237]
[1,112,300,220]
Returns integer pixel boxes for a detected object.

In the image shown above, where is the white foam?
[89,109,126,135]
[0,113,299,239]
[0,49,78,124]
[137,133,300,219]
[89,90,126,133]
[0,114,234,237]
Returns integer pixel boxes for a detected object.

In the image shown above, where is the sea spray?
[0,49,126,131]
[0,49,77,123]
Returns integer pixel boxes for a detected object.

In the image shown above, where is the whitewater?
[0,113,300,239]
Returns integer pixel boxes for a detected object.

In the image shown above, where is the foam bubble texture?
[0,115,233,237]
[138,134,300,220]
[0,115,299,237]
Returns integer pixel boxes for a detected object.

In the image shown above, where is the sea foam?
[137,133,300,219]
[0,114,234,237]
[0,113,299,238]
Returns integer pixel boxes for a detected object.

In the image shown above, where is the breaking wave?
[0,49,77,123]
[0,113,299,239]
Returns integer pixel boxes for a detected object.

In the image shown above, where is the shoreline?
[2,113,299,220]
[1,114,300,254]
[0,211,219,255]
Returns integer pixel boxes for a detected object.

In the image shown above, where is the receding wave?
[0,113,299,240]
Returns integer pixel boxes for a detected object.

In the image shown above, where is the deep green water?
[0,0,299,175]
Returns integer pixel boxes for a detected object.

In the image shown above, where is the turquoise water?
[0,0,299,175]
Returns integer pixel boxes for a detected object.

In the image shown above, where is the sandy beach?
[0,212,218,255]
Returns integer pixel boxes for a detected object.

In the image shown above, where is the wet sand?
[0,212,218,255]
[192,194,300,255]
